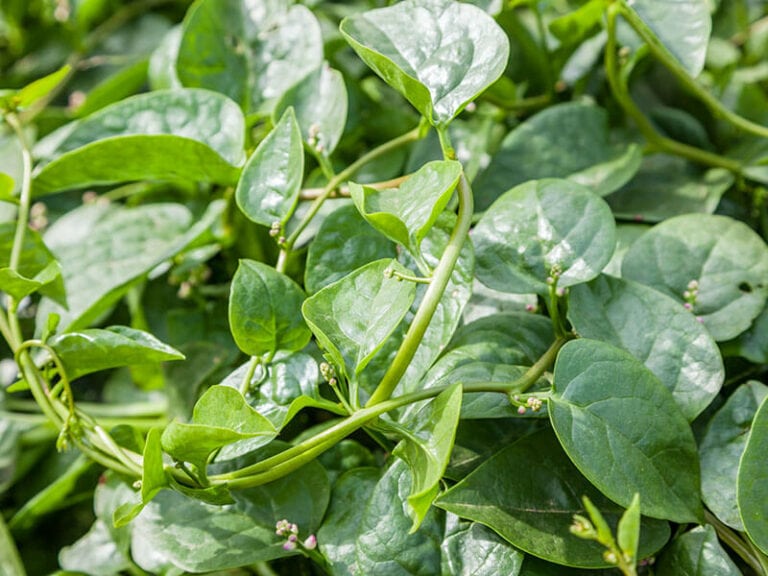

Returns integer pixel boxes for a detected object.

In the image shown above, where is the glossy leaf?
[436,428,670,568]
[473,179,616,295]
[305,204,396,294]
[177,0,323,112]
[161,386,276,473]
[340,0,509,125]
[356,459,443,575]
[550,339,703,523]
[59,520,132,576]
[228,259,311,358]
[302,259,417,377]
[727,307,768,364]
[622,214,768,341]
[475,103,642,210]
[274,64,348,156]
[569,275,724,420]
[351,160,461,254]
[235,107,303,227]
[0,261,60,302]
[35,203,195,331]
[442,516,524,576]
[49,326,184,381]
[737,394,768,554]
[700,381,768,530]
[655,525,743,576]
[33,89,245,194]
[393,383,462,530]
[620,0,712,77]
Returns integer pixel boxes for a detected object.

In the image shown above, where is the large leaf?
[36,203,198,331]
[473,179,616,295]
[340,0,509,125]
[700,381,768,531]
[621,214,768,341]
[176,0,323,112]
[549,339,702,523]
[569,275,724,420]
[619,0,712,77]
[737,394,768,555]
[302,258,417,378]
[161,386,276,474]
[304,204,396,294]
[655,525,743,576]
[441,516,524,576]
[235,107,303,227]
[274,64,348,156]
[436,428,670,568]
[228,259,310,358]
[474,103,642,210]
[33,89,244,194]
[393,383,462,530]
[351,160,461,255]
[49,326,184,381]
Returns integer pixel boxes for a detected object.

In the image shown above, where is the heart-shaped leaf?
[473,179,616,295]
[340,0,509,125]
[550,339,703,523]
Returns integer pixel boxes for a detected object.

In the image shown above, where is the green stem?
[604,6,743,173]
[365,172,473,406]
[618,0,768,141]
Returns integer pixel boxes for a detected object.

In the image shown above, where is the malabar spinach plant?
[1,0,768,574]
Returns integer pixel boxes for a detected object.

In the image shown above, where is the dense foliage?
[1,0,768,574]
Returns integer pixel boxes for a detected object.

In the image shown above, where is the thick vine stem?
[617,0,768,141]
[604,5,743,174]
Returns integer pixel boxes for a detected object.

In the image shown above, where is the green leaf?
[549,339,703,523]
[305,204,397,294]
[235,107,303,227]
[36,203,197,331]
[726,307,768,364]
[228,259,310,358]
[161,386,276,473]
[606,155,733,223]
[475,103,642,210]
[149,25,182,90]
[617,494,641,562]
[177,0,323,112]
[0,173,15,202]
[700,381,768,531]
[59,520,132,575]
[622,214,768,341]
[356,459,443,575]
[0,223,66,306]
[737,394,768,555]
[49,326,183,381]
[435,428,670,568]
[340,0,509,125]
[274,64,348,156]
[549,0,604,45]
[473,179,616,295]
[620,0,712,77]
[351,160,462,254]
[14,64,71,109]
[302,259,417,378]
[441,516,524,576]
[393,383,462,531]
[654,525,743,576]
[317,467,381,575]
[569,275,724,420]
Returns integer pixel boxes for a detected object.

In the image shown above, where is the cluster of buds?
[511,394,544,415]
[546,264,563,291]
[320,362,337,387]
[269,221,286,246]
[307,124,325,154]
[275,519,317,551]
[682,279,699,311]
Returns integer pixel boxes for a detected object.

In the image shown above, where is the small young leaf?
[340,0,509,125]
[737,394,768,555]
[622,214,768,341]
[654,525,743,576]
[473,179,616,295]
[228,259,311,358]
[235,108,303,227]
[49,326,183,381]
[302,259,417,378]
[617,494,641,562]
[14,64,71,109]
[274,64,348,156]
[393,383,462,531]
[550,339,703,523]
[582,496,614,546]
[350,160,461,254]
